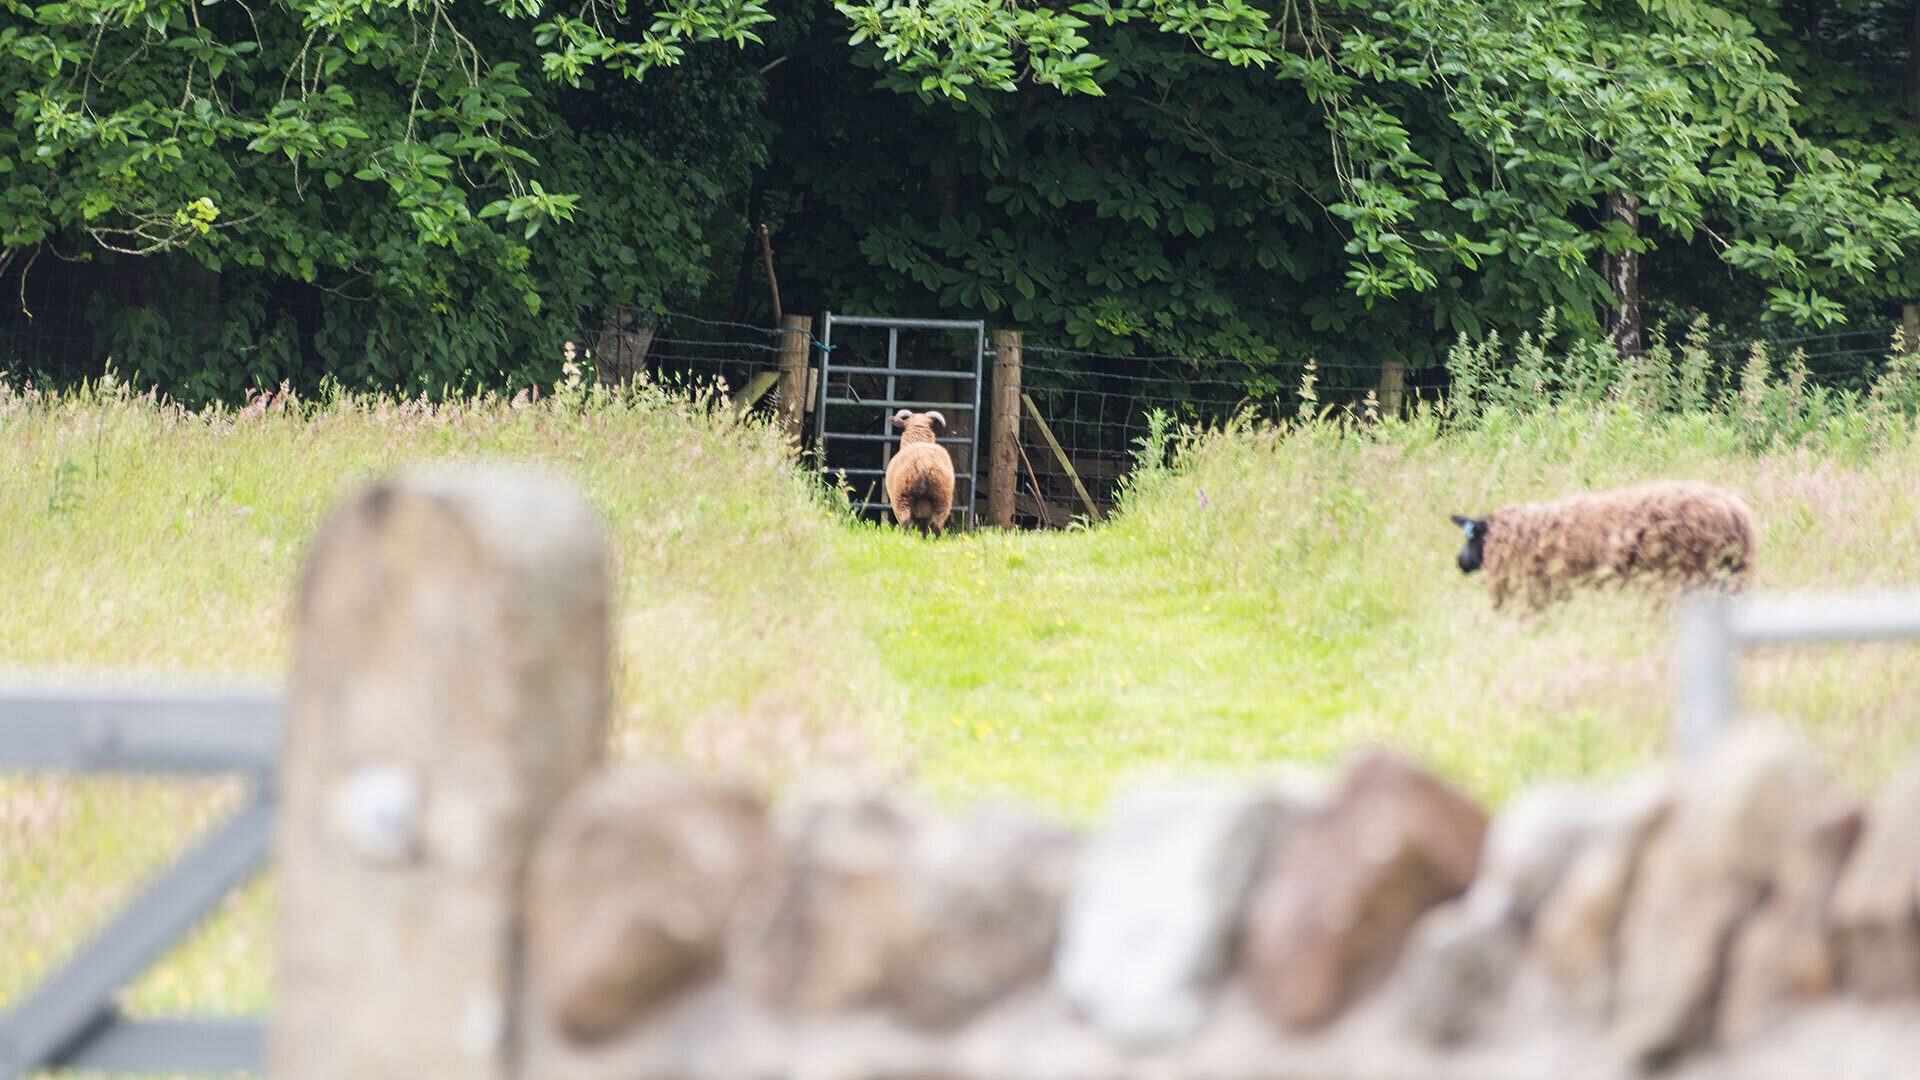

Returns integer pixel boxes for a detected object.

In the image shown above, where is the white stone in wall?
[1053,780,1305,1045]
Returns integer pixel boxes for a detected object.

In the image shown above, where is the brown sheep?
[884,409,956,535]
[1450,480,1754,609]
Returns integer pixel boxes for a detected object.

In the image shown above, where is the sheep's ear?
[1450,514,1479,536]
[926,411,946,430]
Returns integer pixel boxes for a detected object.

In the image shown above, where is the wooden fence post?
[273,464,611,1080]
[1379,359,1406,419]
[778,313,812,446]
[988,329,1022,528]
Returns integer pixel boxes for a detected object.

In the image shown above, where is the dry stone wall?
[519,730,1920,1080]
[268,467,1920,1080]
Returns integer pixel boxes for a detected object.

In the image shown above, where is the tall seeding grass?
[3,332,1920,1031]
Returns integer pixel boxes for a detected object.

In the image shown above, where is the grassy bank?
[4,382,1919,1028]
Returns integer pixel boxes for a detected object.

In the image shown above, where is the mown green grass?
[4,384,1919,1057]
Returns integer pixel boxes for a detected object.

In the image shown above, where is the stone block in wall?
[1611,726,1846,1070]
[728,786,920,1013]
[1528,771,1673,1020]
[1667,1001,1920,1080]
[1386,778,1648,1048]
[1385,894,1525,1046]
[1054,777,1316,1046]
[1479,781,1623,924]
[526,765,771,1044]
[1242,750,1487,1034]
[1719,800,1861,1044]
[728,786,1077,1030]
[1831,755,1920,999]
[887,803,1081,1028]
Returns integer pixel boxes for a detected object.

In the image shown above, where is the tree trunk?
[1605,190,1643,359]
[1805,0,1824,58]
[591,303,655,385]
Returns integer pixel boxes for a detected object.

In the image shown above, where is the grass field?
[4,380,1920,1040]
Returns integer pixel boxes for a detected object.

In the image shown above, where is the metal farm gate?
[813,314,985,528]
[0,686,277,1077]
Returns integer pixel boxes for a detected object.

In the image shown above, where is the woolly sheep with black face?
[1450,514,1488,575]
[1448,481,1754,609]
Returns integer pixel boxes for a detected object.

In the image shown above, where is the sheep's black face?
[1450,514,1487,574]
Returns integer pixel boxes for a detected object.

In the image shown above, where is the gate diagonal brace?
[0,790,273,1079]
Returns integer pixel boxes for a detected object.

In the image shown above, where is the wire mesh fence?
[2,290,1912,530]
[0,301,109,385]
[580,309,790,403]
[1006,341,1415,524]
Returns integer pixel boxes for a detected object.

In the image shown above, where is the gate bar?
[822,315,986,330]
[830,366,979,380]
[0,686,280,774]
[1673,589,1920,758]
[823,398,978,411]
[53,1016,263,1074]
[825,432,973,444]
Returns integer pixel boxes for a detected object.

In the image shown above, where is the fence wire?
[1007,339,1415,523]
[2,293,1911,529]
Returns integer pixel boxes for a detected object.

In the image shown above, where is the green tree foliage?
[3,0,1917,398]
[803,0,1920,348]
[1645,0,1920,333]
[1,0,776,398]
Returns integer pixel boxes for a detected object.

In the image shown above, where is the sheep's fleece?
[885,409,956,534]
[1452,480,1754,608]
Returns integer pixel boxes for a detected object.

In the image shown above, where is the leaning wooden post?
[777,313,812,447]
[988,328,1023,528]
[273,464,610,1080]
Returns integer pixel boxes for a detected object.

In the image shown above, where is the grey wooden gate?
[0,686,278,1078]
[813,313,986,528]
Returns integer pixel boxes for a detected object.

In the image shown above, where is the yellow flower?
[1055,617,1066,628]
[1042,691,1055,703]
[973,723,992,739]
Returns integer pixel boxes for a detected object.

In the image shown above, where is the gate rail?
[0,686,279,1078]
[1673,589,1920,759]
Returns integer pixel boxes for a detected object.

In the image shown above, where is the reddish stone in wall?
[1241,750,1488,1032]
